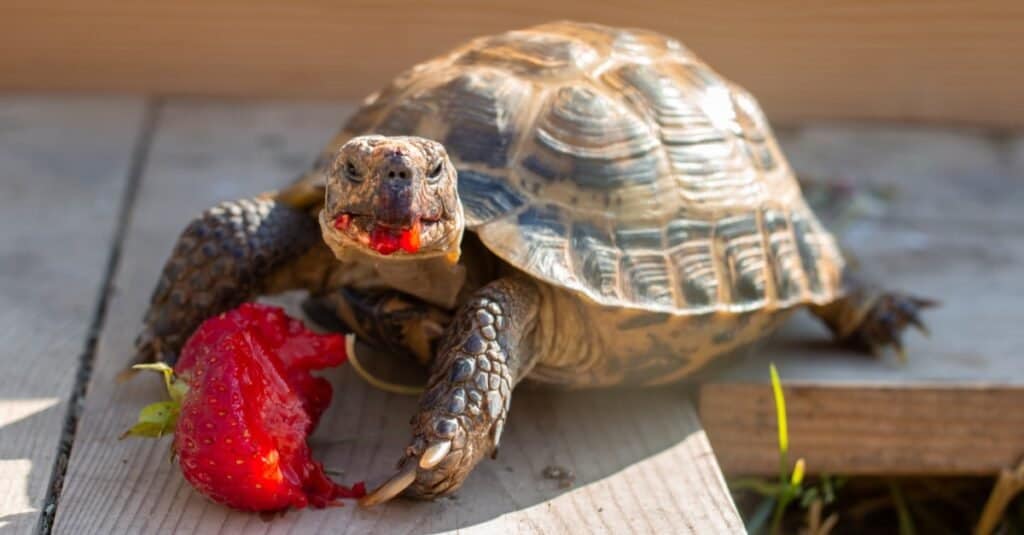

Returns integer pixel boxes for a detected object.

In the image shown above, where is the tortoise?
[133,21,933,505]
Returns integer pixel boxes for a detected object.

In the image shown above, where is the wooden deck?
[702,125,1024,477]
[0,96,1020,534]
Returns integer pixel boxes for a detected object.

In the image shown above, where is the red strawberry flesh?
[332,213,351,231]
[399,220,422,253]
[172,303,364,511]
[369,221,421,255]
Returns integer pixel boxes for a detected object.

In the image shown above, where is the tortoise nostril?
[384,163,412,180]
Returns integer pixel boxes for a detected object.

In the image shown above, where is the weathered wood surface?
[701,125,1024,476]
[50,100,743,534]
[10,100,1022,531]
[0,97,145,532]
[3,1,1024,126]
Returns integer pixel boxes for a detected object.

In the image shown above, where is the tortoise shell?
[322,20,844,314]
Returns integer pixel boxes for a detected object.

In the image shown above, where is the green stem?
[769,487,794,535]
[889,481,916,535]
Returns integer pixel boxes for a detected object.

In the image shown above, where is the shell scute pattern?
[620,251,675,306]
[524,84,662,193]
[601,63,721,147]
[455,31,603,79]
[436,69,531,169]
[764,208,805,302]
[665,220,718,308]
[791,213,837,295]
[716,213,770,305]
[512,204,576,282]
[569,221,620,298]
[335,21,844,313]
[458,170,527,224]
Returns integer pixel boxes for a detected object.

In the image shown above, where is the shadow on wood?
[303,366,733,532]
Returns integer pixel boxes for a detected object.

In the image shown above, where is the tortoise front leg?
[809,272,937,360]
[360,275,541,506]
[133,195,326,366]
[302,287,452,366]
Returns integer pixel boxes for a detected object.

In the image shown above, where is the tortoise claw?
[419,440,452,470]
[359,463,417,508]
[912,296,940,309]
[896,298,933,337]
[855,291,936,361]
[891,337,908,364]
[907,314,930,337]
[359,440,455,507]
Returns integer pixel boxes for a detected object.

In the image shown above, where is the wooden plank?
[0,97,145,532]
[700,124,1024,476]
[2,1,1024,126]
[53,100,742,534]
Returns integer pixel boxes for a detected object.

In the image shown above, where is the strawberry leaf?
[120,401,179,439]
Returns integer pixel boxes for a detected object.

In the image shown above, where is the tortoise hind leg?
[360,275,541,506]
[809,272,937,360]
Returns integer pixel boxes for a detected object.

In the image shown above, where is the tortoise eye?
[343,160,363,183]
[427,160,444,181]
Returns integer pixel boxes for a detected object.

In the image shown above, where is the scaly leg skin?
[360,276,541,506]
[132,195,322,367]
[302,288,452,366]
[809,273,937,361]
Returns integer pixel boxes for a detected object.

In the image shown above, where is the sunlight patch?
[0,398,60,428]
[0,459,37,522]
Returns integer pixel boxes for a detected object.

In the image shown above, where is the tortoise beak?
[318,208,463,262]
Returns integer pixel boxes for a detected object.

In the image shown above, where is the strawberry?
[124,303,365,512]
[369,220,421,255]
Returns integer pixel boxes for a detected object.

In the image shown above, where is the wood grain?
[51,100,742,534]
[0,97,145,533]
[699,124,1024,476]
[702,385,1024,476]
[2,1,1024,125]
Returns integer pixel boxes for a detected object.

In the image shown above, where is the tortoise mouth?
[320,210,458,259]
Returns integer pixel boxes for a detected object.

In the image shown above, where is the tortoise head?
[319,135,464,262]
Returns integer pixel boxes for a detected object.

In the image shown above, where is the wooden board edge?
[699,383,1024,477]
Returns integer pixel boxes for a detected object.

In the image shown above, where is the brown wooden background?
[2,0,1023,126]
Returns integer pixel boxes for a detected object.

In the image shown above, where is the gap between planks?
[0,96,148,534]
[36,100,162,534]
